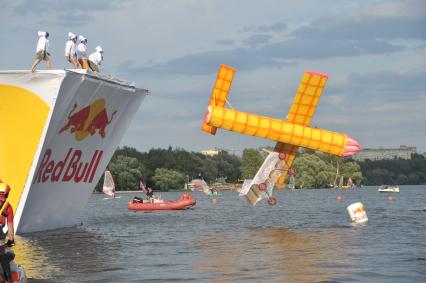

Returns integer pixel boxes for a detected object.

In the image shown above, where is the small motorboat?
[128,193,196,211]
[378,185,399,193]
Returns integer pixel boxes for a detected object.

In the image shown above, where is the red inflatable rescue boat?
[127,193,196,211]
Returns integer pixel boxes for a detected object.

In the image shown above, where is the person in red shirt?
[0,182,14,283]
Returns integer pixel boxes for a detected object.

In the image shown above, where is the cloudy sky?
[2,0,426,154]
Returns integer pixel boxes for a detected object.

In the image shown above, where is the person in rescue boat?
[65,32,79,69]
[76,35,89,69]
[0,182,15,283]
[181,192,191,200]
[132,187,155,203]
[146,187,154,201]
[132,196,144,203]
[31,31,51,72]
[88,46,103,73]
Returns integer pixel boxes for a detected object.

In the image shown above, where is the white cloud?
[323,95,345,107]
[359,0,426,18]
[2,0,426,153]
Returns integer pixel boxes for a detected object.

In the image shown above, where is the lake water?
[14,185,426,282]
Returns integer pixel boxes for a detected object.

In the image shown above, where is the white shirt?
[65,40,76,57]
[89,51,103,65]
[76,43,87,60]
[36,37,49,53]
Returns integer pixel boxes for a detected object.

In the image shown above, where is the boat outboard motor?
[0,244,27,283]
[132,196,144,203]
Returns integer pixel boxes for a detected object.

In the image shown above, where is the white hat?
[95,46,103,52]
[38,31,47,37]
[68,32,77,39]
[78,35,87,43]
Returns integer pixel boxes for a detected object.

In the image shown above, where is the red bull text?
[33,148,103,184]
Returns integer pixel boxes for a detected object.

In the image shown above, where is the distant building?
[201,148,235,156]
[201,149,219,156]
[352,145,416,161]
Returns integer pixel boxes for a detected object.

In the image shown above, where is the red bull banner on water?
[0,70,147,233]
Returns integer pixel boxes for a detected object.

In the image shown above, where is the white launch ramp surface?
[0,70,147,233]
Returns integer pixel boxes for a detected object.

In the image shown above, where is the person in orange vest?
[0,182,14,283]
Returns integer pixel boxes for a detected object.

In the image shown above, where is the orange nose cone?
[205,106,213,124]
[343,136,361,156]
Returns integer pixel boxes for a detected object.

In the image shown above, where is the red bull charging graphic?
[59,98,117,141]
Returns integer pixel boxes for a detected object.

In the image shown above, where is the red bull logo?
[59,99,117,141]
[353,206,365,215]
[33,148,103,184]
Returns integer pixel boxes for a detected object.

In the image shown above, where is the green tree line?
[95,146,241,191]
[95,146,426,191]
[358,153,426,185]
[240,148,362,189]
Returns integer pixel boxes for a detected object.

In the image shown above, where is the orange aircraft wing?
[274,71,329,186]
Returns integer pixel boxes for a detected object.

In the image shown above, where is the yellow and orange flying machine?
[201,64,361,205]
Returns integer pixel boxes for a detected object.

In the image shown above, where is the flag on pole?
[140,180,148,194]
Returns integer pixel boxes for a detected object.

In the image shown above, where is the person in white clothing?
[76,35,88,69]
[31,31,51,72]
[65,32,79,69]
[88,46,103,73]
